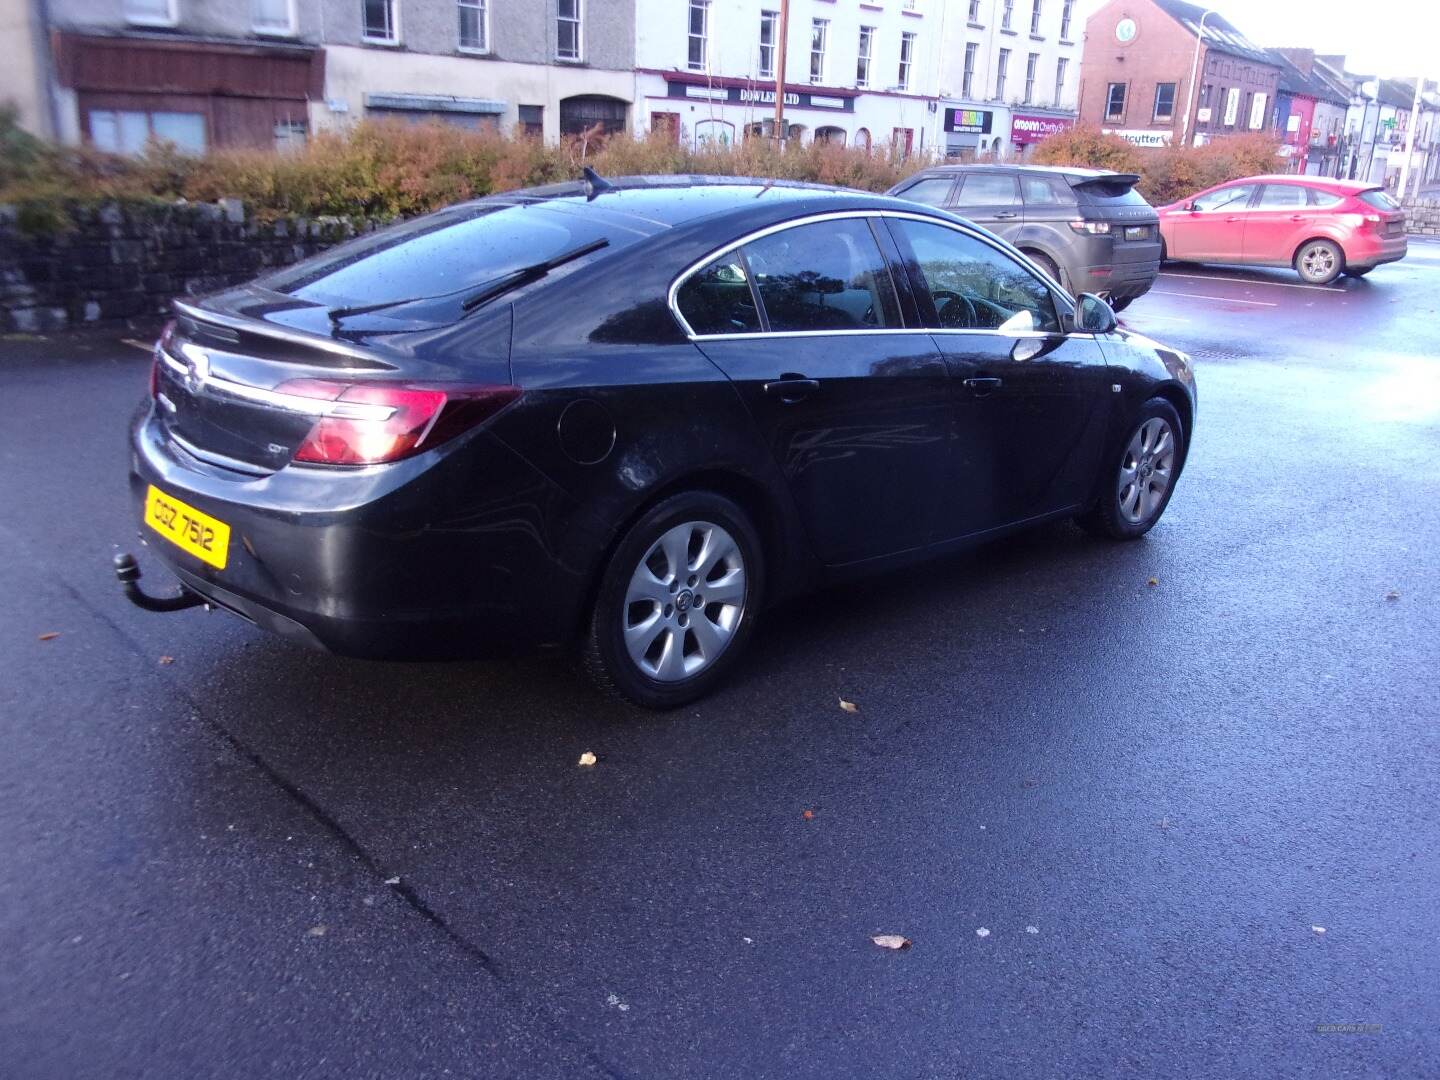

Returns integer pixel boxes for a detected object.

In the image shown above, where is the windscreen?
[261,202,609,309]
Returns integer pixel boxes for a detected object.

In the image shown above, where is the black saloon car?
[887,165,1163,311]
[127,176,1196,707]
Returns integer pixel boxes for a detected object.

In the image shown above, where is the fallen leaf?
[38,632,60,642]
[871,934,911,950]
[1025,926,1039,934]
[1147,577,1159,587]
[306,925,327,937]
[802,810,814,820]
[1385,590,1401,601]
[1312,925,1326,934]
[578,751,597,767]
[839,699,859,713]
[158,655,174,665]
[384,876,401,886]
[976,927,991,938]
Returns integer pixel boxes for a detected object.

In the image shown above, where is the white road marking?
[1159,272,1343,293]
[1149,289,1278,307]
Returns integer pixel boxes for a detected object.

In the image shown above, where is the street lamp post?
[773,0,790,148]
[1179,9,1217,148]
[1396,75,1423,200]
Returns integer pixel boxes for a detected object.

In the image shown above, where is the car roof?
[491,175,885,231]
[1226,174,1381,192]
[909,163,1125,180]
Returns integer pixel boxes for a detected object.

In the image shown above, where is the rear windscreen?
[1360,190,1401,211]
[1075,181,1151,207]
[260,202,615,308]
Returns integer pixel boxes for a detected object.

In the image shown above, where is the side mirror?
[1076,293,1117,334]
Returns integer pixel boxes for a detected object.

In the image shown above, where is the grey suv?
[888,165,1162,311]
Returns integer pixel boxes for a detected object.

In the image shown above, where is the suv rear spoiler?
[1071,173,1142,191]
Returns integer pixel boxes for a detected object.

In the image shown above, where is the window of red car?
[1256,185,1309,209]
[1309,190,1344,208]
[1193,185,1256,212]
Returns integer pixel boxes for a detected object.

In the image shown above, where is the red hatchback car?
[1157,175,1407,284]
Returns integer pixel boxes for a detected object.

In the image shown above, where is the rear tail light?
[1069,219,1112,235]
[276,379,521,465]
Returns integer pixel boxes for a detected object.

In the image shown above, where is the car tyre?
[1295,239,1344,284]
[581,491,764,709]
[1343,266,1372,279]
[1077,398,1186,541]
[1026,251,1064,291]
[1110,295,1134,313]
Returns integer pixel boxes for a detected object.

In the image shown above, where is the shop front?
[942,104,1008,160]
[1009,112,1076,158]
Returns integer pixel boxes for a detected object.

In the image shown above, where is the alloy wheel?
[623,520,747,682]
[1299,243,1338,283]
[1117,417,1176,524]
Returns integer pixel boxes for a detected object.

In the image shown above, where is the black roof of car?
[900,164,1135,183]
[490,175,885,231]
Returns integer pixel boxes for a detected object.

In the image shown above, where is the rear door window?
[1256,184,1310,209]
[741,218,901,332]
[955,174,1021,209]
[1309,190,1344,208]
[674,253,761,336]
[1193,184,1257,212]
[890,218,1060,334]
[896,176,958,207]
[1020,175,1075,207]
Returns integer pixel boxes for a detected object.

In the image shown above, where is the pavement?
[2,242,1438,1079]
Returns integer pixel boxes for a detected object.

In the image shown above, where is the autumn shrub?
[1030,124,1284,206]
[0,120,935,226]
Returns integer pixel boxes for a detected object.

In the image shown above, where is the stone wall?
[0,200,388,333]
[1402,196,1440,237]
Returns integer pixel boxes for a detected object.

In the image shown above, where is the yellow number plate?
[144,486,231,570]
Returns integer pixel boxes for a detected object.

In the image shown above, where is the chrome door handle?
[963,376,1003,394]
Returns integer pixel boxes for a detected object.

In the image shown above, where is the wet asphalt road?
[2,243,1438,1079]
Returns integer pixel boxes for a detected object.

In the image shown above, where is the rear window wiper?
[459,238,610,312]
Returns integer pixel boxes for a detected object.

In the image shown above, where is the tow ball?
[113,553,207,613]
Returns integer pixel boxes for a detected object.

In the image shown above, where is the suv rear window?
[1360,190,1400,211]
[1074,177,1150,207]
[261,202,615,309]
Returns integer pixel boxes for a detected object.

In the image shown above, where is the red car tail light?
[276,379,521,466]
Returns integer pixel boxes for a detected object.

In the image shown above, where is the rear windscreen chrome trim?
[159,343,396,421]
[668,208,1075,340]
[171,299,394,369]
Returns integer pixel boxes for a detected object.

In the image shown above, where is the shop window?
[519,104,544,138]
[89,109,206,156]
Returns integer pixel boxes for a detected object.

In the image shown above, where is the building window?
[1024,53,1038,103]
[1001,0,1014,31]
[1060,0,1073,38]
[810,18,828,84]
[274,119,307,151]
[557,0,582,61]
[1054,57,1068,105]
[458,0,488,52]
[759,10,777,78]
[1240,91,1252,129]
[651,111,680,141]
[996,48,1010,100]
[857,26,874,88]
[90,109,205,155]
[363,0,398,44]
[253,0,295,35]
[1199,83,1213,107]
[898,32,916,91]
[1030,0,1042,35]
[962,42,977,98]
[1153,82,1176,121]
[856,126,872,151]
[518,104,544,137]
[687,0,708,71]
[1106,82,1127,121]
[559,94,625,136]
[968,0,981,21]
[124,0,177,26]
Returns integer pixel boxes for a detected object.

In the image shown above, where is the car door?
[1169,182,1257,261]
[676,215,952,567]
[884,214,1113,537]
[951,172,1023,241]
[1241,182,1314,265]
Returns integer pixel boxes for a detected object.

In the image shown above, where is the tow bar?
[114,553,207,613]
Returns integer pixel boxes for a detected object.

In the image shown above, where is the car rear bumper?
[1073,236,1162,300]
[1348,233,1407,270]
[129,405,589,659]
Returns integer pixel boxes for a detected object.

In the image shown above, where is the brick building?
[1077,0,1279,149]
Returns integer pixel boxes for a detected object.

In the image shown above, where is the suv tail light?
[276,379,520,465]
[1069,219,1112,235]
